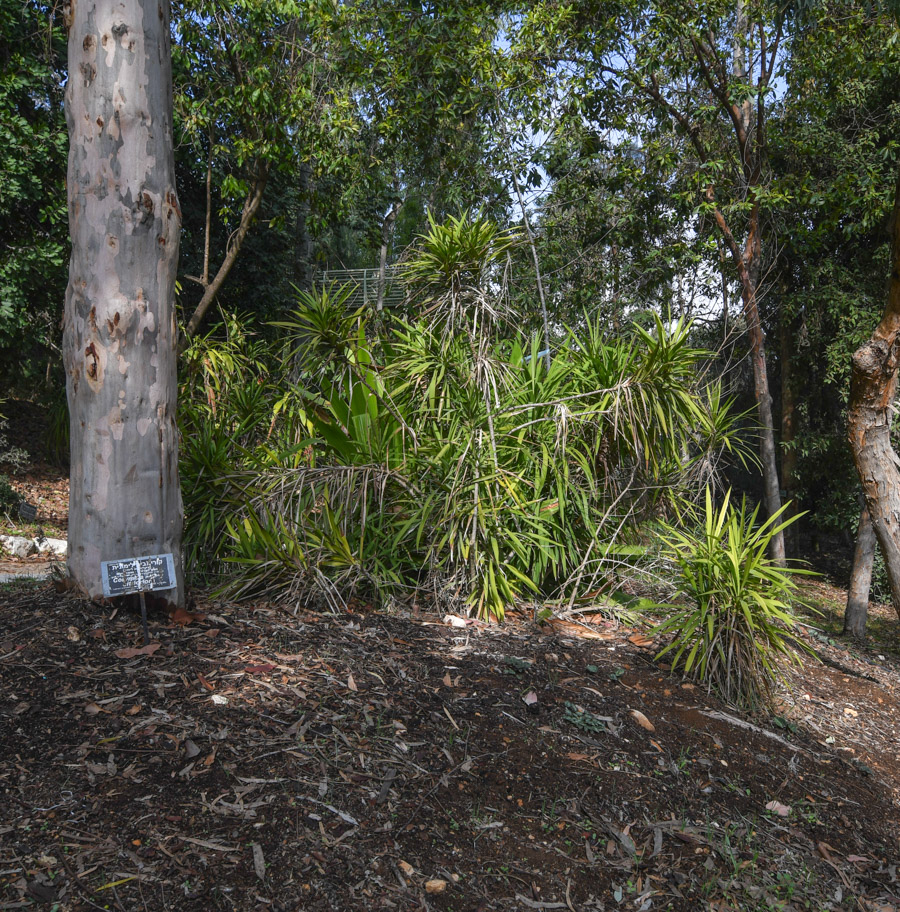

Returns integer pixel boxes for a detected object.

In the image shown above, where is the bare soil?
[1,586,898,912]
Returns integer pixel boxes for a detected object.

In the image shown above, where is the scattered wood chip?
[425,879,447,894]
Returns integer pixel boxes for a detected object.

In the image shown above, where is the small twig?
[514,896,567,910]
[57,843,122,912]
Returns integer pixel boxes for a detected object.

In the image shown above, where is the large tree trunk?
[64,0,184,607]
[845,499,875,639]
[848,173,900,621]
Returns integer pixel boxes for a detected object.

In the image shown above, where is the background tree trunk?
[845,499,875,639]
[848,173,900,620]
[64,0,184,607]
[780,321,798,556]
[376,198,400,311]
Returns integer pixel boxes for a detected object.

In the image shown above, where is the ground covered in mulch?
[1,585,899,912]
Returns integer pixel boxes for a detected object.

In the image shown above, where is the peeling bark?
[64,0,184,607]
[848,174,900,621]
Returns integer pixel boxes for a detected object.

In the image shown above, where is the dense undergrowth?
[179,214,753,623]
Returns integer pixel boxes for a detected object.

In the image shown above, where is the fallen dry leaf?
[443,614,467,628]
[630,709,655,732]
[765,800,791,817]
[251,842,266,881]
[817,841,839,861]
[172,605,204,626]
[347,673,357,692]
[546,619,614,640]
[114,642,160,659]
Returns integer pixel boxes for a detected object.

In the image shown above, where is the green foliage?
[178,312,287,580]
[0,1,68,390]
[45,392,69,467]
[189,216,747,620]
[654,488,813,711]
[0,474,17,514]
[563,701,609,734]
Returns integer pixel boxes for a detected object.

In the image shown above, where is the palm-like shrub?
[179,313,290,580]
[184,216,750,620]
[654,488,812,711]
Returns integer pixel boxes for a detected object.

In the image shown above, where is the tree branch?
[179,163,269,353]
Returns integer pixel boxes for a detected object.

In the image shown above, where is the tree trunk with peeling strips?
[848,173,900,621]
[63,0,184,607]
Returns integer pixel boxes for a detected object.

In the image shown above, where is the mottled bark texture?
[64,0,184,606]
[845,501,875,639]
[848,174,900,621]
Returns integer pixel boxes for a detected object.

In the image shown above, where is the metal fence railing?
[313,267,405,310]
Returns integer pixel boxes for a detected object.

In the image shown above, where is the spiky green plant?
[188,218,754,623]
[653,487,813,711]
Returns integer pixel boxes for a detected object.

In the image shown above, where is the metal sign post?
[101,554,176,645]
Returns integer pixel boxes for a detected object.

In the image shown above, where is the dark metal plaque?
[18,501,37,521]
[101,553,176,597]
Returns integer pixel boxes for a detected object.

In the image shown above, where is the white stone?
[34,537,67,556]
[0,535,38,558]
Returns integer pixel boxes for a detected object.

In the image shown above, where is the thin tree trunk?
[642,11,786,563]
[731,0,784,565]
[376,199,400,312]
[63,0,184,607]
[845,499,875,639]
[710,199,785,566]
[202,124,213,286]
[180,165,269,351]
[294,162,312,291]
[511,167,552,371]
[848,172,900,620]
[780,322,798,556]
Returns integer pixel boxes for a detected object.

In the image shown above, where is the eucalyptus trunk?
[63,0,184,607]
[848,173,900,621]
